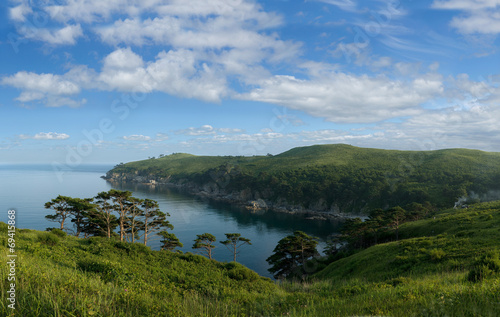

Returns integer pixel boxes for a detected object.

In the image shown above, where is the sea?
[0,164,342,278]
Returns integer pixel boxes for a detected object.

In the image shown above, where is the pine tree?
[220,233,251,262]
[266,231,319,279]
[193,233,217,260]
[159,232,183,251]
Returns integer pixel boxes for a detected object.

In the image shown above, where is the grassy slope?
[310,200,500,316]
[1,201,499,316]
[0,226,285,316]
[115,144,500,176]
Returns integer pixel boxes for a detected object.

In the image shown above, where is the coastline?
[103,171,359,221]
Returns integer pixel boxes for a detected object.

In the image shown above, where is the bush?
[389,276,411,287]
[428,248,446,262]
[228,267,259,281]
[467,251,500,282]
[77,259,126,283]
[468,265,494,282]
[114,241,150,255]
[49,228,67,237]
[37,232,60,246]
[180,253,209,264]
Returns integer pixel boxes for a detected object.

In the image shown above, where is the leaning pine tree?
[159,232,183,251]
[193,233,217,260]
[44,195,76,232]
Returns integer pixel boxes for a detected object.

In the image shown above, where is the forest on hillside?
[106,145,500,214]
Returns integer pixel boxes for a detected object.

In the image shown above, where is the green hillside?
[1,201,499,316]
[107,144,500,213]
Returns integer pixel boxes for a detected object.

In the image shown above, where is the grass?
[1,200,500,316]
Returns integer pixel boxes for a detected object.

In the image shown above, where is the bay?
[0,164,342,278]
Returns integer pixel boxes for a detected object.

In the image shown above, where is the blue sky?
[1,0,500,164]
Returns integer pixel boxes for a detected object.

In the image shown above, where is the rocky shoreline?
[103,171,357,220]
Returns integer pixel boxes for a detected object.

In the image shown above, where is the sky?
[0,0,499,165]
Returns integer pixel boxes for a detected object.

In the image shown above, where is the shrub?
[77,259,126,283]
[37,232,60,246]
[467,251,500,282]
[114,241,151,256]
[180,253,209,264]
[467,265,493,283]
[389,276,411,287]
[49,228,67,237]
[0,222,8,233]
[428,248,446,262]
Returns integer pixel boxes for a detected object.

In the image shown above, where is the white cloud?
[317,0,358,12]
[2,47,228,105]
[17,24,84,45]
[98,47,151,93]
[96,48,228,101]
[1,70,88,107]
[239,72,444,123]
[433,0,500,34]
[123,135,152,141]
[10,4,33,22]
[2,71,80,96]
[45,0,142,23]
[175,125,245,136]
[4,0,302,104]
[103,47,144,69]
[155,133,169,141]
[176,125,216,136]
[145,49,228,102]
[19,132,70,140]
[381,104,500,151]
[218,128,246,134]
[432,0,500,10]
[450,11,500,34]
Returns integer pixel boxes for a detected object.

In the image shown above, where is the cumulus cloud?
[24,24,84,45]
[433,0,500,34]
[1,71,86,107]
[380,105,500,151]
[239,72,444,123]
[57,47,226,101]
[9,4,33,22]
[2,71,80,96]
[19,132,70,140]
[6,0,300,96]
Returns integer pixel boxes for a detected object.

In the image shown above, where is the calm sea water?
[0,164,342,278]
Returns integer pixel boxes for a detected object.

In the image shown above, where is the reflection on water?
[111,182,343,278]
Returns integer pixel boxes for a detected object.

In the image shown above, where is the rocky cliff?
[103,170,348,220]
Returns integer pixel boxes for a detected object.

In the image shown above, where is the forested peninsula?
[104,144,500,217]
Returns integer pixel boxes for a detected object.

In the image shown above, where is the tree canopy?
[193,233,217,260]
[266,231,319,279]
